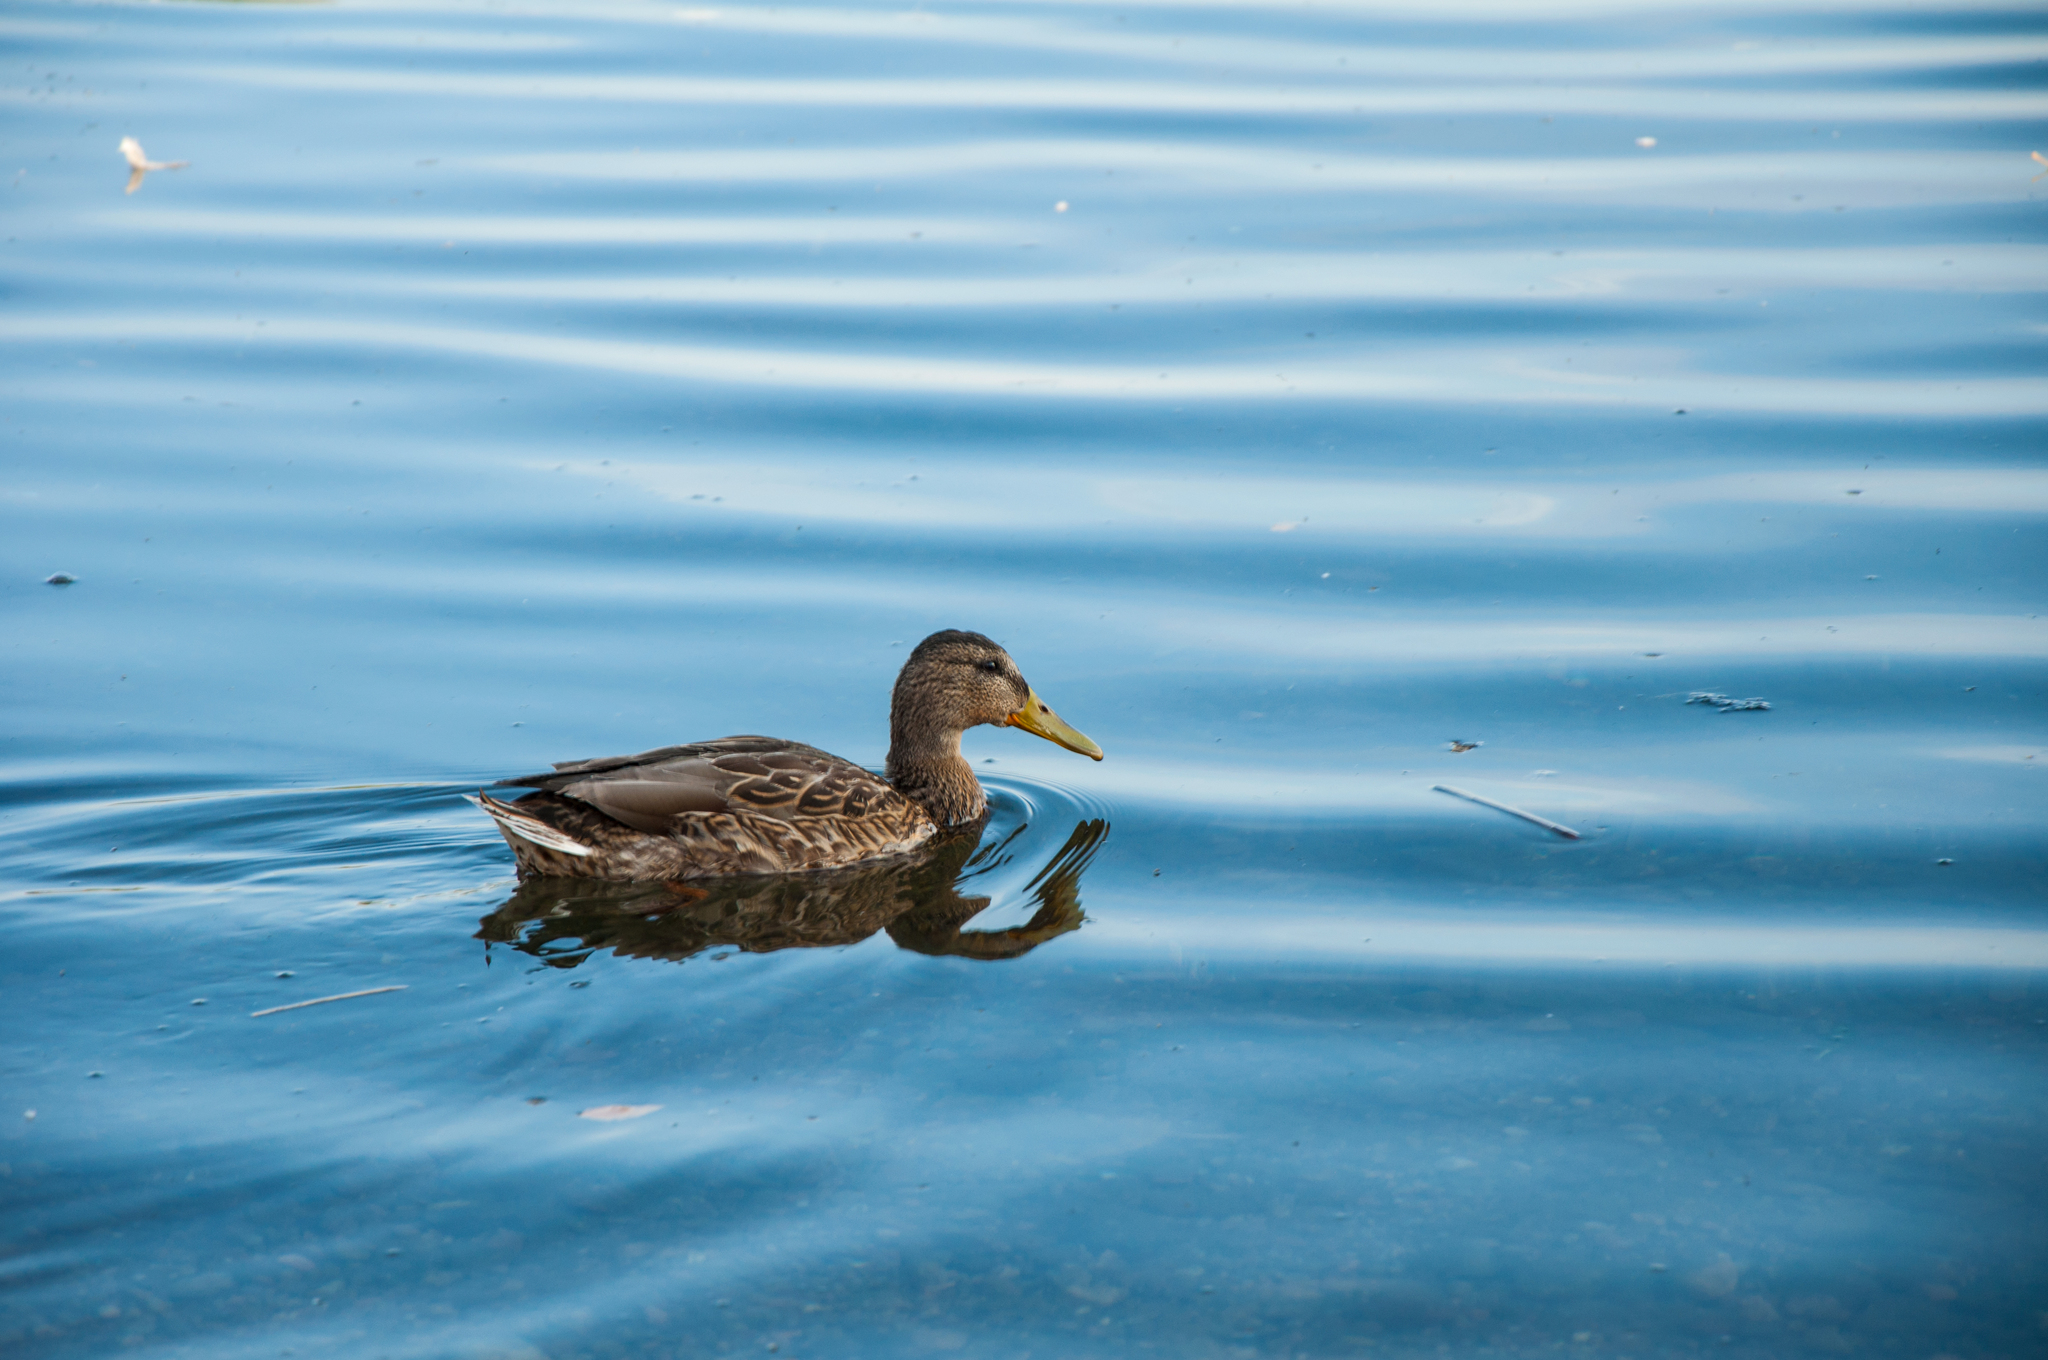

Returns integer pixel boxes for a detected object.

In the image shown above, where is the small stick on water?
[250,986,407,1018]
[1432,785,1581,840]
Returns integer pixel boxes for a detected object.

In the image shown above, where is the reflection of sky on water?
[540,462,2048,534]
[2,0,2043,1355]
[1095,916,2048,969]
[9,315,2045,414]
[167,64,2048,126]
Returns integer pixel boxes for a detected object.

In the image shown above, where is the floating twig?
[1433,784,1581,840]
[250,985,407,1018]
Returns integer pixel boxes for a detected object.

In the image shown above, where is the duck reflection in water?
[477,816,1108,968]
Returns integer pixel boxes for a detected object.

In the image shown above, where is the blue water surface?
[3,1,2045,1357]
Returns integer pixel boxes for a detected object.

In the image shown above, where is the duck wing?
[493,736,895,835]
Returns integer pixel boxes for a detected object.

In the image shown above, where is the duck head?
[885,630,1101,824]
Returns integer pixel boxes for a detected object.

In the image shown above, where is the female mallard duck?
[471,630,1102,881]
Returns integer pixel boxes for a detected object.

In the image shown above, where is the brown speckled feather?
[479,737,936,881]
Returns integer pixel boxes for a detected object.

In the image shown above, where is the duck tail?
[467,790,594,858]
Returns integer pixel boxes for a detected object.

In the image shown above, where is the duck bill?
[1004,688,1104,761]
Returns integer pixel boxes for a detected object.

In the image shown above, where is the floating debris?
[249,985,407,1018]
[1433,784,1580,840]
[118,136,188,195]
[1635,136,1658,148]
[1936,858,1953,866]
[45,573,77,585]
[1687,692,1770,712]
[1447,739,1482,753]
[580,1104,662,1122]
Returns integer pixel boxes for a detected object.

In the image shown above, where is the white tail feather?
[466,792,594,858]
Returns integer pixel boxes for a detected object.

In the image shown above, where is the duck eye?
[977,659,1001,674]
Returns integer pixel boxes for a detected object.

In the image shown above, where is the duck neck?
[886,724,987,826]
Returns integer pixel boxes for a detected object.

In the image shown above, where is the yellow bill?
[1004,687,1104,761]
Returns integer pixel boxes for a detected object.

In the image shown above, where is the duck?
[471,629,1102,881]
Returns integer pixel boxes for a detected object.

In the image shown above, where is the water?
[4,1,2045,1356]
